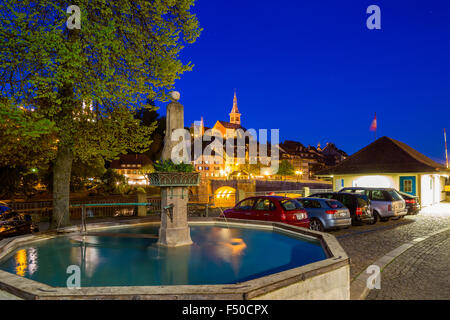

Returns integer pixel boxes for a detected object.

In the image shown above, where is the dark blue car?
[0,205,39,239]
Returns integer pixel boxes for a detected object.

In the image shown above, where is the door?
[300,199,323,220]
[337,194,356,219]
[399,176,416,196]
[234,198,257,220]
[254,198,277,221]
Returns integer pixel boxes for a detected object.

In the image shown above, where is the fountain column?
[151,91,199,247]
[158,187,192,247]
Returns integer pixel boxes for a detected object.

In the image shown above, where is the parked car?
[296,197,351,231]
[310,192,374,225]
[0,205,11,214]
[0,206,39,240]
[222,196,310,228]
[397,191,421,215]
[339,187,407,222]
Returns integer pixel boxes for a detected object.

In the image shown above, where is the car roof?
[298,197,336,201]
[397,191,417,198]
[245,196,289,200]
[341,187,394,190]
[342,187,395,190]
[311,192,365,197]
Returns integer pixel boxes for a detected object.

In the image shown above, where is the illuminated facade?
[110,154,152,185]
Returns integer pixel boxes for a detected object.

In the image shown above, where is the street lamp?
[295,170,303,182]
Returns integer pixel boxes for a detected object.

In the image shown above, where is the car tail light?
[388,205,392,211]
[280,213,286,221]
[295,209,308,220]
[325,210,337,215]
[356,207,363,215]
[405,199,416,204]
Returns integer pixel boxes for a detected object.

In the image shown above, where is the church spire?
[229,89,241,125]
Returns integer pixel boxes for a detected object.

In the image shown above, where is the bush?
[153,160,194,173]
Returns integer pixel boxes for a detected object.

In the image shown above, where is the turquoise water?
[0,225,326,287]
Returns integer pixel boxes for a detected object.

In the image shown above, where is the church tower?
[229,90,241,125]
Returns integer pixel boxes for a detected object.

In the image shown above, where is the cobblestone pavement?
[366,229,450,300]
[329,213,450,281]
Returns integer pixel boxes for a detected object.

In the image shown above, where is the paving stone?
[366,229,450,300]
[332,214,450,280]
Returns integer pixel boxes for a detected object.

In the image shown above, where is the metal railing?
[71,202,153,233]
[245,189,305,198]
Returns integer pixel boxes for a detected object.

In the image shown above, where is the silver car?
[296,197,351,231]
[339,187,407,223]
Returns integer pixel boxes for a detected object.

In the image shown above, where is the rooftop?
[317,136,447,175]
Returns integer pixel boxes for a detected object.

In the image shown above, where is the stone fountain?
[148,91,200,247]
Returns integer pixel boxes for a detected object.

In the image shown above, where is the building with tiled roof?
[110,154,152,185]
[317,136,449,207]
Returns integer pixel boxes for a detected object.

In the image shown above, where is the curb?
[350,226,450,300]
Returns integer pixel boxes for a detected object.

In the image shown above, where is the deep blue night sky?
[167,0,450,163]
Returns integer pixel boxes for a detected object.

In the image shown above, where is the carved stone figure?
[161,91,184,161]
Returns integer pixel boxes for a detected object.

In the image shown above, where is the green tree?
[99,168,127,194]
[277,160,295,180]
[0,166,40,200]
[70,156,106,192]
[0,1,201,228]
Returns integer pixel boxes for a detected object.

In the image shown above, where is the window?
[403,179,413,193]
[326,200,344,209]
[237,199,255,211]
[315,193,334,199]
[356,196,369,207]
[281,199,304,211]
[254,199,276,211]
[335,179,344,191]
[387,190,402,201]
[371,190,386,201]
[300,200,322,209]
[339,195,354,208]
[351,189,370,197]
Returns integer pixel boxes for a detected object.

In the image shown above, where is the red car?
[222,196,310,228]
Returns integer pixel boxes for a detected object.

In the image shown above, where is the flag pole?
[445,128,449,169]
[374,112,377,141]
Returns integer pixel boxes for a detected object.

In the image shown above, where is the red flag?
[370,113,377,132]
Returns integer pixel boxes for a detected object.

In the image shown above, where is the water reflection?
[197,227,247,274]
[15,249,27,277]
[69,236,101,279]
[1,226,326,287]
[27,247,38,276]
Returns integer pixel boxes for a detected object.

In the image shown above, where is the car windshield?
[388,190,403,201]
[280,199,303,211]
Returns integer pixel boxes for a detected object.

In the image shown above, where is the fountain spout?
[163,204,174,223]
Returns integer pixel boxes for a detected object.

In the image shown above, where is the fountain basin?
[0,218,350,300]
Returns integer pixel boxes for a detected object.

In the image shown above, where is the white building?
[317,137,449,207]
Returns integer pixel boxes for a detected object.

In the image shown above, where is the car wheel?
[369,211,379,224]
[309,219,324,232]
